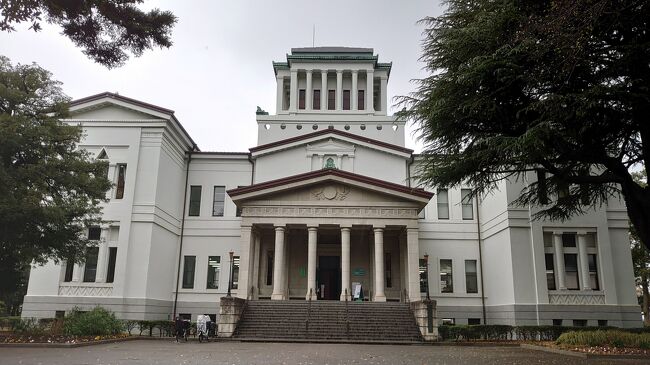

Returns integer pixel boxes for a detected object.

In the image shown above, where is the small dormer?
[272,47,391,116]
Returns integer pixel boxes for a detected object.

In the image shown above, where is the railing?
[344,288,350,338]
[305,288,312,337]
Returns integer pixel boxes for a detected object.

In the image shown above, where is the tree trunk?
[622,183,650,252]
[643,276,650,327]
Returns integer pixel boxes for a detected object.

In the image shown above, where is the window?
[179,313,191,320]
[115,164,126,199]
[465,260,478,293]
[88,226,101,241]
[545,253,556,290]
[328,90,335,110]
[440,259,453,293]
[206,256,220,289]
[437,189,449,219]
[461,189,473,220]
[419,258,428,293]
[358,90,365,110]
[55,310,65,319]
[573,319,587,327]
[564,254,579,290]
[343,90,350,110]
[298,89,306,109]
[589,254,599,290]
[182,256,196,289]
[562,233,576,247]
[189,186,201,216]
[442,318,455,326]
[212,186,225,216]
[266,252,274,286]
[106,247,117,283]
[63,259,74,282]
[553,319,563,326]
[598,320,608,327]
[231,255,240,289]
[468,318,481,325]
[384,253,392,288]
[313,90,321,110]
[82,247,99,282]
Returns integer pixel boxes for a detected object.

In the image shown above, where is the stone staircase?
[233,300,423,343]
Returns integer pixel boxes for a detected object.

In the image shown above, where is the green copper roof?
[273,47,392,76]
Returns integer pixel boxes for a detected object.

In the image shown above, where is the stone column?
[340,227,351,301]
[351,70,358,111]
[271,226,286,300]
[373,227,386,301]
[380,75,388,113]
[250,232,261,299]
[306,70,313,111]
[276,75,284,113]
[72,263,82,282]
[406,227,421,302]
[320,71,328,110]
[289,70,298,113]
[577,232,591,290]
[336,70,343,111]
[94,228,110,283]
[237,226,252,299]
[552,232,566,290]
[366,70,374,113]
[306,226,318,300]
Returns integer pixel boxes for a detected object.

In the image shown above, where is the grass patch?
[557,330,650,349]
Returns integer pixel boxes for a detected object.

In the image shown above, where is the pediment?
[70,103,161,120]
[259,181,407,205]
[306,138,355,155]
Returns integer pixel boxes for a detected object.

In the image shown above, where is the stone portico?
[228,169,432,303]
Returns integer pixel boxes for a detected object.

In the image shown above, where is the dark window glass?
[313,90,321,110]
[545,253,556,290]
[589,254,599,290]
[384,253,392,288]
[179,313,191,320]
[55,310,65,319]
[212,186,225,216]
[468,318,481,325]
[358,90,365,110]
[564,254,579,290]
[207,256,220,289]
[553,319,563,326]
[437,189,449,219]
[465,260,478,293]
[461,189,473,220]
[343,90,350,110]
[88,226,101,241]
[573,319,587,327]
[116,164,126,199]
[419,258,427,293]
[440,259,453,293]
[598,320,608,327]
[442,318,455,325]
[266,252,274,286]
[298,89,306,109]
[189,186,201,216]
[231,255,240,289]
[562,233,576,247]
[106,247,117,283]
[182,256,196,289]
[82,247,99,282]
[64,259,74,282]
[328,90,335,110]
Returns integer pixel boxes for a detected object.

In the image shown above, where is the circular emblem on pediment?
[323,186,337,200]
[311,185,351,201]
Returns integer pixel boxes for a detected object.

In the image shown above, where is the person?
[174,316,186,341]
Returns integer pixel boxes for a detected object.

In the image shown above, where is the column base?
[374,294,386,302]
[340,293,351,301]
[306,292,317,301]
[271,293,285,300]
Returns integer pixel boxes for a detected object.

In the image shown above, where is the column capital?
[274,225,285,232]
[321,70,328,75]
[336,69,343,74]
[340,227,352,232]
[307,226,319,232]
[576,230,589,236]
[373,225,385,231]
[406,227,419,233]
[552,231,564,236]
[351,69,359,74]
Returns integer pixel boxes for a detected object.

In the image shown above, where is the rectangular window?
[440,259,453,293]
[598,320,608,327]
[358,90,365,110]
[553,319,563,326]
[589,254,599,290]
[88,226,101,241]
[328,90,335,110]
[461,189,473,220]
[437,189,449,219]
[179,313,191,320]
[442,318,455,326]
[564,254,579,290]
[313,90,321,110]
[465,260,478,293]
[468,318,481,325]
[562,233,576,247]
[266,251,274,286]
[573,319,587,327]
[545,253,556,290]
[182,256,196,289]
[115,164,126,199]
[106,247,117,283]
[63,259,74,282]
[82,247,99,282]
[231,255,240,289]
[55,310,65,319]
[419,258,427,293]
[189,186,201,217]
[298,89,306,109]
[343,90,350,110]
[212,186,225,217]
[206,256,220,289]
[384,253,392,288]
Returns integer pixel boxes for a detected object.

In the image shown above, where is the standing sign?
[352,282,362,300]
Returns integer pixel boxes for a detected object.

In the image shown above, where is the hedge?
[557,330,650,348]
[438,324,650,341]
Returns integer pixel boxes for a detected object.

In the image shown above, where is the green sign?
[298,267,306,278]
[352,268,366,276]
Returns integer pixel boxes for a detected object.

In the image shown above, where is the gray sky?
[0,0,444,152]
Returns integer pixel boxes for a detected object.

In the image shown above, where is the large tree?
[631,170,649,325]
[400,0,650,250]
[0,0,176,68]
[0,56,111,314]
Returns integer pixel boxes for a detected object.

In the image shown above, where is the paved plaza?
[0,340,647,365]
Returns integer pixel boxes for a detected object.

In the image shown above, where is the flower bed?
[1,333,130,344]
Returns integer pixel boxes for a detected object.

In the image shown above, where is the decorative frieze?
[58,285,113,297]
[548,292,605,305]
[242,206,418,219]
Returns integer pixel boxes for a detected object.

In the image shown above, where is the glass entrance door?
[318,256,341,300]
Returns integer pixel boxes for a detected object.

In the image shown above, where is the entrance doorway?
[318,256,341,300]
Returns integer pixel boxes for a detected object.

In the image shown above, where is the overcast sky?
[0,0,444,152]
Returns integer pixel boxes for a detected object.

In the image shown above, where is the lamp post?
[423,253,431,301]
[227,251,234,297]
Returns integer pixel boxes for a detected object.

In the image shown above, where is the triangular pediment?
[70,102,165,120]
[306,138,355,154]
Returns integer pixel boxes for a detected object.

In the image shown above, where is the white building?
[23,47,640,328]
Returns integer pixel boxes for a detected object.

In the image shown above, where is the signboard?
[298,267,306,278]
[352,268,366,276]
[352,282,362,299]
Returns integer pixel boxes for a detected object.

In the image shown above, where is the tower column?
[306,70,313,111]
[380,75,388,113]
[336,70,343,111]
[351,70,358,111]
[94,228,110,283]
[406,227,421,302]
[271,226,286,300]
[553,232,567,290]
[321,71,328,110]
[289,70,298,113]
[306,227,318,300]
[373,227,386,301]
[578,232,591,290]
[276,75,284,113]
[366,69,374,113]
[340,227,351,301]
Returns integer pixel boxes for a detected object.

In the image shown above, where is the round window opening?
[296,124,302,130]
[377,125,383,130]
[360,124,366,130]
[344,125,350,131]
[312,124,318,130]
[264,124,271,130]
[280,124,286,130]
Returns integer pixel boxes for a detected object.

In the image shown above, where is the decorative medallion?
[311,185,351,200]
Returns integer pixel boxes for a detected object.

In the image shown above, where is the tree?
[0,56,112,314]
[0,0,176,68]
[631,170,649,325]
[399,0,650,250]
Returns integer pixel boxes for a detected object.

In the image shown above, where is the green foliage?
[557,330,650,348]
[63,307,123,336]
[0,0,177,68]
[399,0,650,251]
[437,324,647,341]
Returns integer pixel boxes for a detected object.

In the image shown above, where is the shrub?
[63,307,123,336]
[13,318,46,335]
[0,317,24,331]
[557,330,650,348]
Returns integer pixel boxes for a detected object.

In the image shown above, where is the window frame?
[465,259,478,294]
[342,90,350,110]
[327,90,335,110]
[461,189,473,220]
[106,247,117,283]
[313,89,321,110]
[188,185,202,217]
[231,255,240,289]
[182,255,196,289]
[298,89,306,109]
[437,189,449,220]
[212,185,225,217]
[206,256,221,289]
[115,163,126,199]
[82,247,99,283]
[358,90,365,110]
[440,259,453,293]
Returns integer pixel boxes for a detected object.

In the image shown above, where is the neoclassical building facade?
[23,47,640,327]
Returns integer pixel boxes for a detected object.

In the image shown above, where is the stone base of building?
[411,299,438,341]
[217,297,245,338]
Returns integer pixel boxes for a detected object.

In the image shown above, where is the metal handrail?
[305,288,312,336]
[345,288,350,337]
